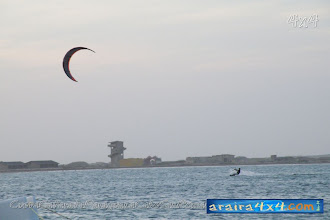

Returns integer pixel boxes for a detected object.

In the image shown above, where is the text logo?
[207,199,323,213]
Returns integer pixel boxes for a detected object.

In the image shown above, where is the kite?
[62,47,95,82]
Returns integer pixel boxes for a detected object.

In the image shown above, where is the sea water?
[0,164,329,219]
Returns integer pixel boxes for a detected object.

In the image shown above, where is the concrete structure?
[186,156,212,164]
[143,156,162,166]
[26,161,59,169]
[274,156,296,163]
[186,154,235,164]
[108,141,126,167]
[120,158,144,167]
[212,154,235,163]
[0,161,59,171]
[158,160,186,166]
[270,155,277,161]
[0,162,26,170]
[235,156,248,163]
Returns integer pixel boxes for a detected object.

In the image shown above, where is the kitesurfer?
[234,168,240,175]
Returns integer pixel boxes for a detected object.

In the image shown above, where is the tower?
[108,141,126,167]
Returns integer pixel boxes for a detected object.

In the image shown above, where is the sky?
[1,0,329,164]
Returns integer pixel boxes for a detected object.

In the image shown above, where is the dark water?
[0,164,329,219]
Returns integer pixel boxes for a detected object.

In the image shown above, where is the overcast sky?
[1,0,329,164]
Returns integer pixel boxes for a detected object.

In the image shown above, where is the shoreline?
[1,161,329,174]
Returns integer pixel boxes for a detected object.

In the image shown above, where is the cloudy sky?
[1,0,329,164]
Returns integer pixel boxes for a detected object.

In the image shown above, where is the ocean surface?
[0,164,329,219]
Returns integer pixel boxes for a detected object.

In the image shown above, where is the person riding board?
[234,168,240,175]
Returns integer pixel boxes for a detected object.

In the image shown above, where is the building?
[186,154,235,164]
[143,156,162,166]
[275,156,297,163]
[212,154,235,163]
[26,160,59,169]
[235,156,248,163]
[120,158,144,167]
[270,155,277,161]
[108,141,126,167]
[186,156,212,164]
[0,162,26,170]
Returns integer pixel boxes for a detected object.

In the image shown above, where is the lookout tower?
[108,141,126,167]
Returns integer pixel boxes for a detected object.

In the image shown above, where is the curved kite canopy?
[62,47,95,82]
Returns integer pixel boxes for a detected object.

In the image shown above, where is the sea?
[0,164,329,219]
